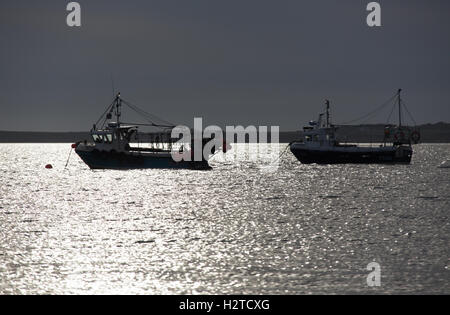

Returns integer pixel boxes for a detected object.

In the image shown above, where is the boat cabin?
[302,125,337,147]
[90,122,137,152]
[300,101,338,147]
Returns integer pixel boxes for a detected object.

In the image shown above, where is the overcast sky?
[1,0,449,131]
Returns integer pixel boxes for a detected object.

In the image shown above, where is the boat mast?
[325,99,330,127]
[398,89,402,127]
[115,92,121,127]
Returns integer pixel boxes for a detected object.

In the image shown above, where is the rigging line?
[130,102,175,127]
[266,142,293,166]
[131,103,175,126]
[401,99,417,126]
[123,102,161,123]
[120,122,175,129]
[121,101,158,125]
[358,106,389,125]
[359,94,397,125]
[337,93,398,125]
[279,142,293,159]
[386,101,396,125]
[122,102,174,128]
[64,147,73,169]
[339,94,397,125]
[94,100,115,128]
[124,104,175,128]
[121,99,176,127]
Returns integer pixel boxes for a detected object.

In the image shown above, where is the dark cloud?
[0,0,449,131]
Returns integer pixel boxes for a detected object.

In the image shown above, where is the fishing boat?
[73,93,219,170]
[290,90,420,164]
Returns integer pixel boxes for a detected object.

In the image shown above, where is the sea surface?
[0,143,449,294]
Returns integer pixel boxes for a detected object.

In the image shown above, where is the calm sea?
[0,143,449,294]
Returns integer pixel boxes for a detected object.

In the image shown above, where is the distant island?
[1,122,450,143]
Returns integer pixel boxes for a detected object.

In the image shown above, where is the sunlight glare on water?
[0,143,449,294]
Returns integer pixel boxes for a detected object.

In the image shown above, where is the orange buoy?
[45,164,53,169]
[71,143,77,149]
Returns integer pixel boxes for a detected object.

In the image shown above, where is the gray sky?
[1,0,449,131]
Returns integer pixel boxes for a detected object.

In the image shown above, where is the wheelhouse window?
[92,133,113,143]
[105,133,113,143]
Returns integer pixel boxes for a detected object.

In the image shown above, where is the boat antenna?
[397,89,402,127]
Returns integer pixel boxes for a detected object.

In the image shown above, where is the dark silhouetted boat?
[74,93,221,170]
[290,90,420,164]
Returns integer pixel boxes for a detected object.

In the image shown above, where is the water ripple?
[0,143,449,294]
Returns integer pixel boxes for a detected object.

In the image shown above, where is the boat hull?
[75,149,211,170]
[290,144,412,164]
